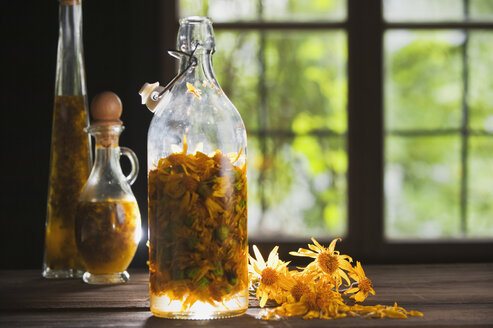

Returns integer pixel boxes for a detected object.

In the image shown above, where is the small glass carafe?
[140,16,248,319]
[75,92,142,284]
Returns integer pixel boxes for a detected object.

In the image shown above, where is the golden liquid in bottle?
[75,200,140,274]
[44,95,91,273]
[148,150,248,318]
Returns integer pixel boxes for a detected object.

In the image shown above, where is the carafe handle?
[120,147,139,185]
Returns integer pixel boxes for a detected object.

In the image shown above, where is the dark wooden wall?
[0,1,177,269]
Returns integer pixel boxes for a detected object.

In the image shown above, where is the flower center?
[359,277,373,293]
[261,267,279,286]
[315,292,330,310]
[317,252,339,275]
[304,291,318,310]
[291,282,310,302]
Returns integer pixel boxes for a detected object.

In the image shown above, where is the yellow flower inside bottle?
[148,141,248,318]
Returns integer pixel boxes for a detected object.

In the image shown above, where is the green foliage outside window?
[214,31,348,238]
[179,0,348,238]
[178,0,493,240]
[385,30,493,238]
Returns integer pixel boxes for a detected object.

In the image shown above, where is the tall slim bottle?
[43,0,91,279]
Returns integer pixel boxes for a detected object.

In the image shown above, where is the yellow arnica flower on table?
[260,279,349,320]
[345,261,376,302]
[288,271,315,303]
[250,238,423,321]
[248,245,294,307]
[290,238,353,290]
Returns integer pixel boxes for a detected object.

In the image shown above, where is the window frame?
[161,0,493,264]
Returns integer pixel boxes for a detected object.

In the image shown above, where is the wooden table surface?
[1,263,492,328]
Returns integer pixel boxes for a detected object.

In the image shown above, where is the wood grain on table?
[1,263,492,327]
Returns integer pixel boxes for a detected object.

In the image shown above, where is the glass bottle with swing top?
[139,16,248,319]
[75,92,142,284]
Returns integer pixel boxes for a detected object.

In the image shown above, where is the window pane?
[249,136,347,239]
[178,5,349,240]
[214,31,348,136]
[214,31,260,131]
[468,31,493,132]
[245,136,262,235]
[179,0,346,22]
[385,136,461,239]
[470,0,493,21]
[385,30,463,130]
[263,0,346,22]
[179,0,258,22]
[265,31,347,133]
[468,137,493,237]
[384,0,464,22]
[384,0,493,22]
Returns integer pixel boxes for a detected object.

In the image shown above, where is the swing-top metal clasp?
[139,44,199,112]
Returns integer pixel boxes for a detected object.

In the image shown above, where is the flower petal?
[344,287,360,294]
[355,261,366,277]
[253,245,266,270]
[382,309,407,319]
[339,258,354,272]
[289,250,317,258]
[328,238,342,252]
[308,243,321,253]
[259,293,269,308]
[267,246,279,267]
[253,261,263,275]
[338,269,352,286]
[352,290,367,303]
[310,238,324,251]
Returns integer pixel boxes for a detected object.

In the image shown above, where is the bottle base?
[151,308,247,320]
[82,271,130,284]
[42,267,85,279]
[150,293,248,320]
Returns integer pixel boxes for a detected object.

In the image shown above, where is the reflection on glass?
[265,31,347,132]
[248,136,347,238]
[385,136,461,239]
[215,31,260,131]
[468,32,493,131]
[385,30,463,130]
[467,137,493,237]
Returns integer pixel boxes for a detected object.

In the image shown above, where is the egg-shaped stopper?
[90,91,123,125]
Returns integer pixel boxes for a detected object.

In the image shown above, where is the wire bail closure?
[155,44,199,99]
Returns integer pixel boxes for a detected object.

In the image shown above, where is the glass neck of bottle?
[87,126,122,181]
[87,125,128,186]
[89,125,123,152]
[177,17,217,84]
[179,51,217,84]
[55,0,86,96]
